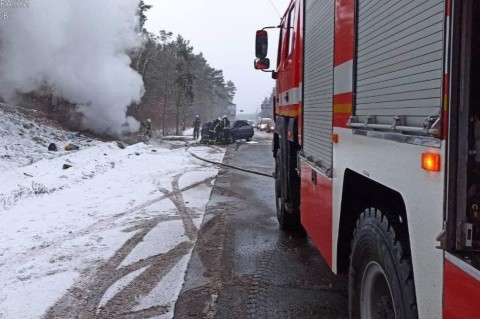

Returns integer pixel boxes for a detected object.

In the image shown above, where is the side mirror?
[254,58,270,70]
[255,30,268,58]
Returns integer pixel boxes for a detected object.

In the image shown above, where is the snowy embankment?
[0,107,225,319]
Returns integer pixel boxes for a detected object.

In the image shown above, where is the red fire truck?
[254,0,480,317]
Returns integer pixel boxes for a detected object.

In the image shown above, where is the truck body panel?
[262,0,480,316]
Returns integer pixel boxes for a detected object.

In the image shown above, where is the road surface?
[174,131,348,319]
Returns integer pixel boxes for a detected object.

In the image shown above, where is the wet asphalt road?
[174,132,348,319]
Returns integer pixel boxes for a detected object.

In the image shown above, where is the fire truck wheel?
[275,149,287,228]
[275,149,301,230]
[349,208,418,319]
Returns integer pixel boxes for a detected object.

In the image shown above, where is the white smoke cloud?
[0,0,145,135]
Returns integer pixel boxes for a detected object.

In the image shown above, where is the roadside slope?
[0,106,226,319]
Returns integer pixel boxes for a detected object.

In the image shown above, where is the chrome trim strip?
[352,129,442,148]
[348,123,438,136]
[299,154,332,180]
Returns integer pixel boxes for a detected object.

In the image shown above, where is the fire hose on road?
[188,150,274,179]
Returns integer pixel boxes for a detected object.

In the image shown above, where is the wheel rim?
[360,261,396,319]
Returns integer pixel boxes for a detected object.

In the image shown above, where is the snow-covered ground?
[0,106,226,318]
[182,127,194,136]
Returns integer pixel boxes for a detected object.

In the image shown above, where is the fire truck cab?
[255,0,480,317]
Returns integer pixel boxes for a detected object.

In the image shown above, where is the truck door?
[444,0,480,317]
[277,2,298,116]
[300,0,335,267]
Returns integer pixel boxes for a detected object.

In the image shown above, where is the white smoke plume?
[0,0,145,135]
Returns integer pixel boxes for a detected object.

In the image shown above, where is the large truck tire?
[349,208,418,319]
[275,149,301,231]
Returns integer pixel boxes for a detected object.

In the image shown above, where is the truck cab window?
[277,26,283,68]
[287,6,296,56]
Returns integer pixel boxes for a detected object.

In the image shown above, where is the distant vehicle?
[231,120,254,142]
[266,120,275,133]
[258,117,272,131]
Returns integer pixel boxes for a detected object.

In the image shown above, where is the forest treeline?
[131,1,237,134]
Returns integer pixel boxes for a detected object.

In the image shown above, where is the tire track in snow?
[159,173,200,241]
[9,174,214,268]
[43,174,215,319]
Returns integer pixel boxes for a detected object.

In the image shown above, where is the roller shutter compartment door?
[355,0,445,129]
[303,0,335,172]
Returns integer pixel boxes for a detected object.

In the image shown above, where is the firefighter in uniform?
[222,115,230,128]
[142,119,152,140]
[210,117,223,142]
[193,115,201,139]
[222,115,232,142]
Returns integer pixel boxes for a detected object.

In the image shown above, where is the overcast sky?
[144,0,291,115]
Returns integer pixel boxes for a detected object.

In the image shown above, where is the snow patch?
[1,271,78,319]
[182,128,194,136]
[97,266,151,312]
[119,220,188,268]
[134,255,191,319]
[0,107,227,318]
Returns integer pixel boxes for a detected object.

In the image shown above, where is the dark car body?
[201,121,212,136]
[200,121,234,144]
[200,121,213,142]
[231,120,254,141]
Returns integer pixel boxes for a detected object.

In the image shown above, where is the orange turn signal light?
[422,153,441,172]
[332,134,339,143]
